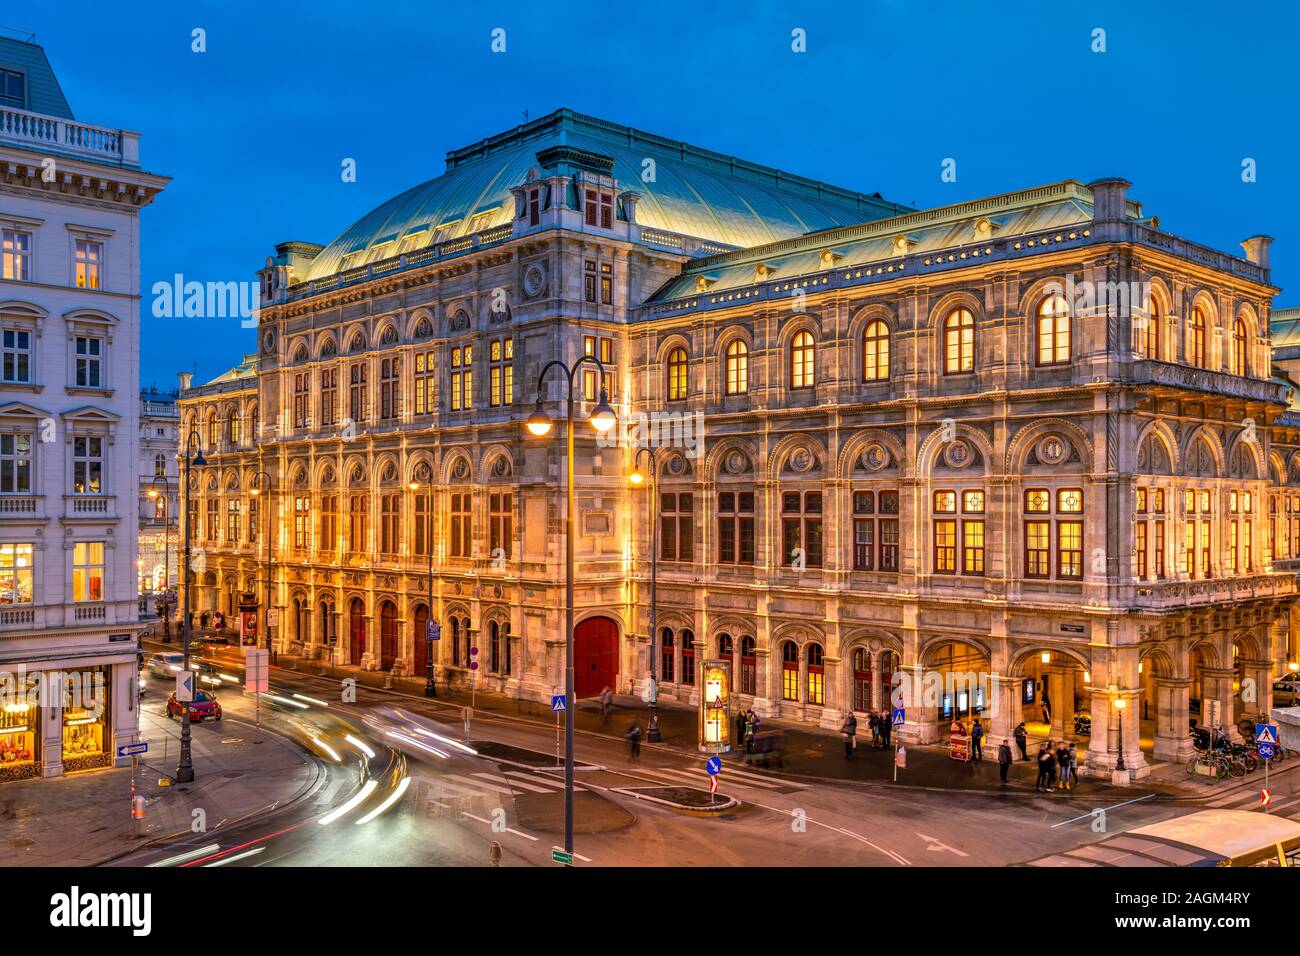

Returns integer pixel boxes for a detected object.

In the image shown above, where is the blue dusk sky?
[15,0,1299,387]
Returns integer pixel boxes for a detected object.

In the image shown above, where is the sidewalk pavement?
[227,642,1171,799]
[1,693,321,866]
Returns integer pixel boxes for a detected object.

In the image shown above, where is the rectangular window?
[661,492,694,563]
[226,499,241,543]
[294,496,310,552]
[206,498,218,541]
[1057,521,1083,578]
[0,543,34,604]
[934,519,957,573]
[1154,521,1166,578]
[72,436,102,494]
[75,336,102,388]
[962,519,985,575]
[600,262,613,304]
[379,357,400,420]
[1199,519,1212,578]
[1,229,31,281]
[584,260,596,303]
[319,494,337,554]
[450,492,472,558]
[781,491,822,567]
[853,491,876,570]
[1185,520,1197,577]
[717,491,754,565]
[489,492,512,560]
[0,433,32,493]
[528,188,541,226]
[293,373,310,428]
[349,362,368,421]
[413,351,435,415]
[413,493,429,556]
[72,542,104,602]
[489,338,513,407]
[450,346,472,411]
[1135,522,1148,579]
[320,367,337,426]
[347,494,368,555]
[2,328,32,383]
[0,69,25,110]
[1025,521,1050,577]
[379,494,399,554]
[75,239,102,289]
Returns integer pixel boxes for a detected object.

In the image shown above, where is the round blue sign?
[1258,742,1276,759]
[706,756,722,776]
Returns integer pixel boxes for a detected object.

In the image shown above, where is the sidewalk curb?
[611,787,739,813]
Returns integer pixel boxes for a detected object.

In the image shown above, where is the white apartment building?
[0,36,168,781]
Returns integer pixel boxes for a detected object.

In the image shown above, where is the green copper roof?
[0,37,74,119]
[302,108,910,282]
[1271,308,1300,348]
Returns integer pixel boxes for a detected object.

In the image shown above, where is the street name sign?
[552,849,573,866]
[116,741,148,757]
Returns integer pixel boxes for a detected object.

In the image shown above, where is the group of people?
[837,710,895,758]
[735,708,763,752]
[1034,740,1079,791]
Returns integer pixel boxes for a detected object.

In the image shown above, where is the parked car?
[166,689,222,722]
[1274,679,1300,707]
[147,652,186,679]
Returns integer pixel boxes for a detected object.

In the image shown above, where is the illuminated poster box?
[698,660,731,754]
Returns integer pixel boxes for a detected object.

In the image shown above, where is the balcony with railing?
[64,495,116,519]
[0,495,43,519]
[0,104,140,168]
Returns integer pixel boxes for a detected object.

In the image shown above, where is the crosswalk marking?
[485,772,553,794]
[504,770,585,792]
[445,773,516,796]
[632,764,794,791]
[709,764,807,789]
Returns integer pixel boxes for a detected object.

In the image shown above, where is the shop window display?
[0,673,39,781]
[61,667,112,772]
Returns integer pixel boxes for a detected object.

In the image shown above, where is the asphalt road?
[110,641,1227,868]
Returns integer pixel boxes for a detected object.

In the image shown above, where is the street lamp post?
[148,476,173,642]
[249,471,276,664]
[630,447,662,742]
[525,356,616,859]
[408,462,437,697]
[177,430,206,784]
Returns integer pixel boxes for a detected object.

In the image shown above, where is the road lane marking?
[639,766,784,790]
[461,812,538,842]
[483,772,552,793]
[1051,794,1155,828]
[915,832,969,857]
[750,800,911,866]
[446,773,515,795]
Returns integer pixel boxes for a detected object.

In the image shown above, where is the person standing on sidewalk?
[840,712,857,758]
[626,720,642,762]
[743,711,756,753]
[869,711,881,750]
[997,738,1012,785]
[1014,722,1029,761]
[970,718,985,761]
[1067,742,1079,789]
[599,686,613,726]
[1055,741,1071,791]
[735,709,747,749]
[1036,743,1053,791]
[879,711,892,750]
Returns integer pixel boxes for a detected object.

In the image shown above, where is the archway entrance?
[379,601,398,671]
[574,616,619,699]
[1015,649,1088,743]
[349,598,366,665]
[914,641,991,742]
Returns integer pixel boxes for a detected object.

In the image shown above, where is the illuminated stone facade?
[179,109,1297,778]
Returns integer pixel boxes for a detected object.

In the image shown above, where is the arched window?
[660,626,675,682]
[1190,307,1207,368]
[1140,295,1161,359]
[680,628,695,686]
[666,347,688,401]
[852,648,872,712]
[227,411,240,446]
[1036,294,1070,366]
[806,643,825,705]
[724,339,748,395]
[862,320,890,381]
[1232,319,1248,376]
[450,616,461,667]
[943,308,975,374]
[718,633,733,658]
[781,640,799,701]
[489,620,502,673]
[740,635,756,695]
[790,330,815,389]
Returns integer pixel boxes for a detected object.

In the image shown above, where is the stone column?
[820,655,843,728]
[1240,658,1273,719]
[1081,687,1114,777]
[751,647,774,717]
[897,662,929,743]
[1047,665,1070,740]
[989,674,1021,748]
[1119,689,1149,778]
[1200,666,1240,740]
[1152,676,1195,762]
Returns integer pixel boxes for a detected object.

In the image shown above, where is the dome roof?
[302,109,909,282]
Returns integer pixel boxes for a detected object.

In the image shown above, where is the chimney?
[1241,235,1273,269]
[177,371,192,392]
[1088,177,1131,222]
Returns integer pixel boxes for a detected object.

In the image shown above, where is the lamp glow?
[590,390,616,433]
[526,404,554,437]
[629,470,645,486]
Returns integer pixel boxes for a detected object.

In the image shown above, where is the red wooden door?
[349,599,366,665]
[379,602,397,671]
[574,616,619,699]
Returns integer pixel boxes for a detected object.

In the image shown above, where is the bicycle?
[1187,751,1229,779]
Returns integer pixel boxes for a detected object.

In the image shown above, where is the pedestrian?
[199,610,209,631]
[841,711,857,759]
[744,711,756,753]
[1067,742,1079,789]
[735,709,747,748]
[971,718,984,761]
[867,712,879,749]
[599,686,613,726]
[879,712,891,749]
[997,738,1012,784]
[1036,743,1055,791]
[1040,690,1052,725]
[1056,741,1071,791]
[1014,721,1029,761]
[626,720,642,762]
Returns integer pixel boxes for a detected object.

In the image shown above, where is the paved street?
[85,637,1300,868]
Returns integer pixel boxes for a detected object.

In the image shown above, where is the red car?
[166,689,222,722]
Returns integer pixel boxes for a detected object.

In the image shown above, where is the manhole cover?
[223,771,243,779]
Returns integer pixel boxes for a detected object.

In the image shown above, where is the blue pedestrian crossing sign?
[1256,724,1279,745]
[892,707,905,727]
[551,695,566,712]
[1258,742,1277,760]
[706,755,722,776]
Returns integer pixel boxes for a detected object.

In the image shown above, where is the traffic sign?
[116,741,148,758]
[176,671,194,702]
[267,608,279,627]
[551,849,573,866]
[551,695,566,712]
[1258,742,1276,760]
[1256,724,1279,746]
[1263,788,1272,808]
[426,621,441,642]
[245,648,269,693]
[706,755,722,776]
[891,707,905,727]
[709,775,718,795]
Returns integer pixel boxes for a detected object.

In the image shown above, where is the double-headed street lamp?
[249,471,276,664]
[525,356,616,859]
[407,461,437,697]
[147,476,174,643]
[629,447,662,742]
[177,429,206,784]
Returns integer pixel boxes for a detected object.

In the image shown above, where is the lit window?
[790,331,815,389]
[863,320,890,381]
[72,542,104,602]
[944,308,974,373]
[75,239,102,289]
[1036,294,1070,366]
[73,436,102,494]
[1,229,31,281]
[0,543,34,604]
[725,339,749,395]
[666,347,688,401]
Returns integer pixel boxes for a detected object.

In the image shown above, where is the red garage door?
[574,616,619,699]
